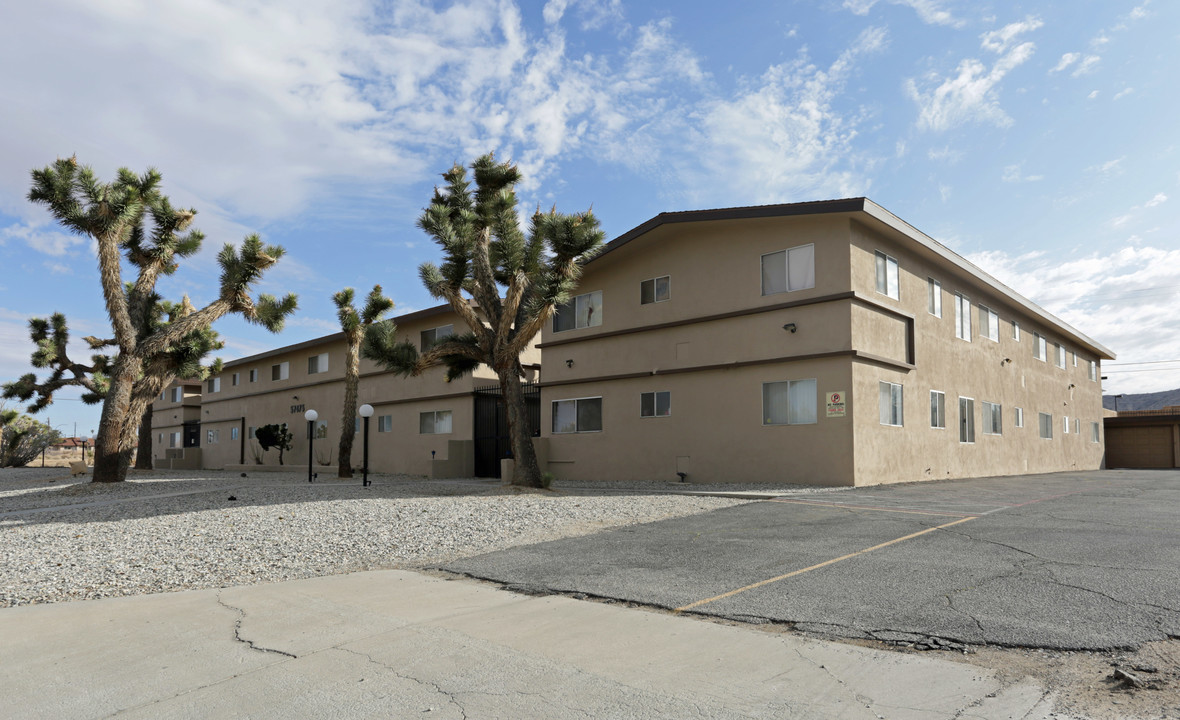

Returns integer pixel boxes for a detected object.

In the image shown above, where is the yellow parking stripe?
[674,516,976,613]
[767,498,977,518]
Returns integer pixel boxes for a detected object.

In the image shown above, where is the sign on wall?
[826,391,846,418]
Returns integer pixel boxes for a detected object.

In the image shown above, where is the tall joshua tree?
[2,157,297,483]
[332,285,394,478]
[363,153,604,487]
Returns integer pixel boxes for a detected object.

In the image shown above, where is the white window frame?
[249,368,258,383]
[1088,360,1097,381]
[1039,412,1053,439]
[927,278,942,317]
[954,293,972,341]
[930,390,946,429]
[419,410,453,435]
[378,415,392,433]
[207,377,220,394]
[982,401,1002,435]
[1012,320,1021,341]
[313,420,328,439]
[1063,415,1070,434]
[641,390,671,418]
[875,251,899,300]
[553,291,603,332]
[760,244,816,297]
[1015,407,1024,428]
[420,325,454,350]
[169,432,180,448]
[980,306,999,342]
[207,429,219,444]
[640,276,671,305]
[1055,343,1066,369]
[231,372,240,386]
[1033,333,1046,361]
[272,362,290,381]
[248,426,256,439]
[1090,422,1100,443]
[308,352,329,375]
[959,396,975,444]
[552,397,604,434]
[170,387,183,403]
[231,427,239,441]
[879,381,904,427]
[762,379,817,426]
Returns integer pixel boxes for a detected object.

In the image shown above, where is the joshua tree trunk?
[337,339,360,478]
[499,366,542,487]
[135,404,154,470]
[92,364,138,483]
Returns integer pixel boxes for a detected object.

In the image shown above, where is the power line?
[1105,359,1180,367]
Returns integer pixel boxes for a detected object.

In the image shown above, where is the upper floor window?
[761,244,815,296]
[1015,407,1024,428]
[641,391,671,418]
[954,293,972,341]
[419,410,452,434]
[1055,343,1066,369]
[1088,360,1097,381]
[249,368,258,383]
[875,251,899,300]
[979,306,999,342]
[763,379,817,425]
[308,352,329,374]
[421,324,454,350]
[170,387,183,403]
[272,361,290,381]
[1033,333,1046,361]
[1012,321,1021,341]
[553,291,602,332]
[640,276,670,305]
[553,397,603,433]
[231,373,240,386]
[207,377,221,394]
[927,278,942,317]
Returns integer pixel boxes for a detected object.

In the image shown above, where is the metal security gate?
[473,382,540,478]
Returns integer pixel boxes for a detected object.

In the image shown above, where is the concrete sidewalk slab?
[0,569,1052,719]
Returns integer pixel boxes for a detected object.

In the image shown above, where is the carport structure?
[1104,408,1180,468]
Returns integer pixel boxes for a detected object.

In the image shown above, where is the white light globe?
[304,409,318,422]
[359,404,374,418]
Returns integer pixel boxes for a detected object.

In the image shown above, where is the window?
[875,251,899,300]
[419,410,453,434]
[1055,344,1066,369]
[248,426,256,439]
[930,390,946,428]
[231,427,239,441]
[763,379,817,425]
[308,352,329,374]
[1074,418,1081,435]
[1039,412,1053,439]
[927,278,942,317]
[272,362,289,381]
[420,325,454,350]
[207,377,220,393]
[641,391,671,418]
[959,397,975,443]
[640,276,671,304]
[553,291,603,332]
[170,387,183,403]
[207,429,219,444]
[1015,407,1024,428]
[954,293,972,341]
[979,306,999,342]
[1012,321,1021,341]
[249,368,258,383]
[879,382,903,426]
[378,415,392,433]
[552,397,603,433]
[1063,415,1070,434]
[1091,422,1100,443]
[1033,333,1046,361]
[169,432,180,448]
[314,421,328,439]
[231,373,240,386]
[761,244,815,296]
[1073,352,1078,368]
[1088,360,1097,381]
[158,432,164,443]
[982,401,1002,435]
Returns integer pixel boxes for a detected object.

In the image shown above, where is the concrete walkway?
[1,570,1055,719]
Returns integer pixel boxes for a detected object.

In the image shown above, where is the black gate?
[473,382,540,478]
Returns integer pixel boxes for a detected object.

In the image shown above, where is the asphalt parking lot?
[444,470,1180,651]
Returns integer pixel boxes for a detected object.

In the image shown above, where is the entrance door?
[472,383,540,478]
[183,421,201,448]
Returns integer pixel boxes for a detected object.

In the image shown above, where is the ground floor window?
[169,432,180,448]
[1091,422,1100,443]
[231,427,239,441]
[959,397,975,443]
[314,420,328,439]
[641,391,671,418]
[419,410,453,434]
[207,429,219,445]
[930,390,946,428]
[982,401,1002,435]
[553,397,603,433]
[879,382,903,427]
[1039,412,1053,439]
[378,415,392,432]
[764,379,817,425]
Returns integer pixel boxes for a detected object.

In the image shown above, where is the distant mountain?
[1103,388,1180,412]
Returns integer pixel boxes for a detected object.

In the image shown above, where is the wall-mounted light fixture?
[1001,358,1012,366]
[566,359,574,368]
[1068,383,1076,389]
[782,323,797,333]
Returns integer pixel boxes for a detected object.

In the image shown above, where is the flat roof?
[592,197,1115,360]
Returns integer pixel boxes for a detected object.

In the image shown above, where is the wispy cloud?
[906,17,1043,132]
[0,222,87,257]
[842,0,963,28]
[1002,164,1043,183]
[1049,53,1079,73]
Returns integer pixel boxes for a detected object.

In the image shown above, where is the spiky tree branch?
[333,284,394,478]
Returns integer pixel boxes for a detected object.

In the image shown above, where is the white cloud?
[906,17,1042,132]
[842,0,963,27]
[1087,156,1125,176]
[967,245,1180,393]
[1087,90,1099,100]
[927,146,963,163]
[1002,165,1043,183]
[1049,52,1079,73]
[0,222,87,257]
[1113,87,1134,100]
[1071,55,1101,77]
[1129,1,1151,20]
[1145,192,1167,207]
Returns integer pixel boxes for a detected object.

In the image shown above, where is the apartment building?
[536,198,1114,486]
[155,304,540,477]
[151,380,203,468]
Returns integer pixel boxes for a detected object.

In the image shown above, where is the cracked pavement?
[443,470,1180,651]
[0,568,1050,719]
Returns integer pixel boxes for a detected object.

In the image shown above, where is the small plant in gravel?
[540,472,556,490]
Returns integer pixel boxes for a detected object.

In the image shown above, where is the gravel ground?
[0,468,755,608]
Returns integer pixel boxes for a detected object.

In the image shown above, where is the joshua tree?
[363,153,604,487]
[255,423,293,465]
[332,285,394,478]
[2,157,297,483]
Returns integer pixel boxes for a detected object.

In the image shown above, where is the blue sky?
[1,0,1176,436]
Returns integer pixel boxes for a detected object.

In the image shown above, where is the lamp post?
[359,404,374,487]
[304,409,318,483]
